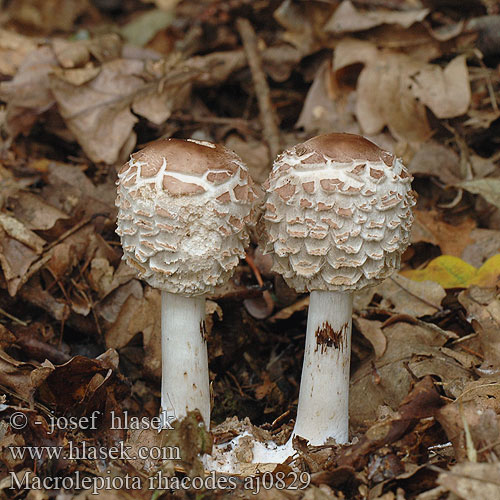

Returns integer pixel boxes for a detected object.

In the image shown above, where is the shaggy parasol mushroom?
[262,133,415,447]
[116,138,258,427]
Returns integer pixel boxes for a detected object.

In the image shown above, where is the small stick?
[236,18,281,160]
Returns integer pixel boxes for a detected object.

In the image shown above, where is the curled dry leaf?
[0,349,53,400]
[340,376,442,469]
[325,1,429,34]
[296,60,359,136]
[459,178,500,209]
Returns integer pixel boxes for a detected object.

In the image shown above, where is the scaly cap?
[263,133,415,292]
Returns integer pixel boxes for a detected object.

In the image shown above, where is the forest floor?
[0,0,500,499]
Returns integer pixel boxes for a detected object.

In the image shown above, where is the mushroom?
[115,138,258,427]
[261,133,415,449]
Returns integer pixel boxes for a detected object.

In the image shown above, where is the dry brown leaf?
[462,228,500,267]
[269,296,310,322]
[350,321,462,428]
[0,30,37,76]
[0,46,57,137]
[8,192,69,231]
[274,0,337,56]
[355,50,432,143]
[296,60,359,135]
[354,318,387,359]
[50,59,144,164]
[412,210,475,257]
[459,287,500,370]
[437,378,500,461]
[0,349,53,400]
[354,273,445,317]
[334,40,470,143]
[438,462,500,499]
[325,1,429,34]
[0,227,40,296]
[103,283,162,378]
[408,141,462,185]
[7,0,90,32]
[409,55,471,119]
[0,214,45,253]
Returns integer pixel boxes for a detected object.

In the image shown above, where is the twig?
[0,307,28,326]
[236,18,282,160]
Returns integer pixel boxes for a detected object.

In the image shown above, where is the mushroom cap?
[116,138,259,295]
[263,133,416,292]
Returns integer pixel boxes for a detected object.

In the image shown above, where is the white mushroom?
[115,138,258,427]
[261,133,415,453]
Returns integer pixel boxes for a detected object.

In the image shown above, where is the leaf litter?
[0,0,499,499]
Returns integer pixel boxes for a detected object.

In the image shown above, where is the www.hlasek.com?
[10,470,311,495]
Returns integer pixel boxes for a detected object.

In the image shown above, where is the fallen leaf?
[402,254,500,289]
[355,50,432,143]
[0,46,57,137]
[462,229,500,267]
[354,318,387,359]
[459,287,500,369]
[325,1,429,34]
[0,228,40,296]
[8,191,69,231]
[438,461,500,498]
[354,273,445,317]
[0,349,53,400]
[0,30,37,76]
[408,142,461,185]
[102,283,162,379]
[437,377,500,462]
[6,0,90,32]
[342,377,443,469]
[334,39,470,143]
[409,55,471,118]
[120,9,175,47]
[412,210,475,257]
[296,60,359,135]
[459,178,500,209]
[0,214,45,253]
[350,322,459,428]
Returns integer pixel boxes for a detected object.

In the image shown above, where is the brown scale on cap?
[116,138,259,295]
[263,133,415,293]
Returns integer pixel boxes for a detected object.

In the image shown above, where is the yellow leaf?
[469,254,500,288]
[401,255,477,288]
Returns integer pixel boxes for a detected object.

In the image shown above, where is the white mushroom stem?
[161,292,210,428]
[293,290,353,445]
[209,290,353,472]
